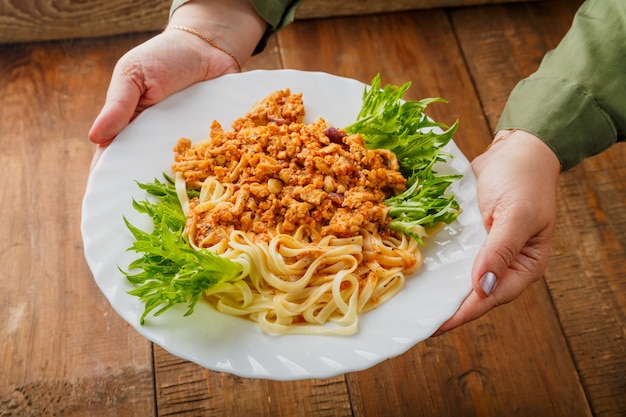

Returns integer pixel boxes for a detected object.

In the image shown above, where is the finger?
[435,228,550,335]
[88,66,144,145]
[470,200,532,297]
[433,289,498,335]
[431,212,531,336]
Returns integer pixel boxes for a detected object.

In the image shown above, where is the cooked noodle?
[170,89,427,335]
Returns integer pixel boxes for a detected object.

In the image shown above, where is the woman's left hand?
[435,130,561,335]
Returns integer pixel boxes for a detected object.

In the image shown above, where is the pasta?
[170,89,427,335]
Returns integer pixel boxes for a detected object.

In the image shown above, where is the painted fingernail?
[479,272,497,296]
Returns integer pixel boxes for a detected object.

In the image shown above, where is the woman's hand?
[88,0,266,147]
[435,129,561,334]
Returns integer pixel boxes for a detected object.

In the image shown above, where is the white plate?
[81,70,486,381]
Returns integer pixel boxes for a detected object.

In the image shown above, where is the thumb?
[88,71,143,145]
[471,205,531,299]
[433,214,530,334]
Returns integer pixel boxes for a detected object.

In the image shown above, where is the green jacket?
[171,0,625,170]
[496,0,625,170]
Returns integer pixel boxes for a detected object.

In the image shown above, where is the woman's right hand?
[88,0,267,147]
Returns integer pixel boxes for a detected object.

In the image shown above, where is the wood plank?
[452,1,626,416]
[0,0,537,44]
[550,148,626,417]
[0,0,171,43]
[347,285,591,417]
[278,8,591,417]
[154,346,352,417]
[0,34,157,416]
[296,0,539,18]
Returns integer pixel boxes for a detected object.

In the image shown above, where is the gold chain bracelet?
[487,129,518,151]
[168,25,242,72]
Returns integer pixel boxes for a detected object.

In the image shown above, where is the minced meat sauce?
[172,89,407,245]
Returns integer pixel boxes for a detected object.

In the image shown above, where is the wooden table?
[1,1,624,416]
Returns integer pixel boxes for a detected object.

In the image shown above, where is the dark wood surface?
[1,1,624,416]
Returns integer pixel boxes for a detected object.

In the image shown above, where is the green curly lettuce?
[345,74,461,242]
[121,174,242,325]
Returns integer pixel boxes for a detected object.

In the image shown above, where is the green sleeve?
[169,0,303,55]
[496,0,626,170]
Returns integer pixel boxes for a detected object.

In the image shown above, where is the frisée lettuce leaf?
[345,74,461,242]
[121,174,242,325]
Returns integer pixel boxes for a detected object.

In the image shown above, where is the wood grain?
[0,0,170,43]
[1,1,624,416]
[347,285,592,417]
[296,0,538,18]
[452,1,626,416]
[550,150,626,417]
[0,34,157,417]
[0,0,536,44]
[154,346,352,417]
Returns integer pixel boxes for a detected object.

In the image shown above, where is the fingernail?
[479,272,497,296]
